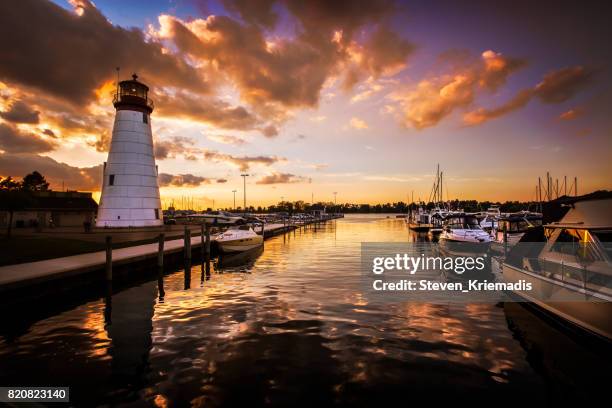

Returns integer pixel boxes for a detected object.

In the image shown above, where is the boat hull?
[408,223,432,232]
[217,236,263,253]
[503,262,612,340]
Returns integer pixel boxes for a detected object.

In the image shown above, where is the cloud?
[559,108,583,121]
[400,74,475,129]
[351,26,415,81]
[203,149,285,171]
[216,178,228,183]
[479,50,526,91]
[351,80,385,103]
[0,100,39,123]
[0,123,57,153]
[0,153,101,190]
[221,0,278,28]
[256,172,307,185]
[349,117,368,129]
[154,136,200,160]
[154,90,266,132]
[398,47,591,128]
[0,0,208,106]
[157,14,335,109]
[156,1,411,111]
[463,89,533,126]
[534,66,593,103]
[207,134,248,146]
[395,49,528,129]
[158,173,210,187]
[462,66,593,126]
[309,116,326,122]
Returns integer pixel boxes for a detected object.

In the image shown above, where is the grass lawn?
[0,236,106,266]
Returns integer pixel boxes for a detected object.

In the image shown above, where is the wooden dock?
[0,215,342,293]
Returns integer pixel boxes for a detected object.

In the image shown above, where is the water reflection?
[0,215,608,406]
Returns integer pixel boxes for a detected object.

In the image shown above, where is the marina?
[0,1,610,405]
[0,215,609,406]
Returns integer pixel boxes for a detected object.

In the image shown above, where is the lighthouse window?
[109,174,115,186]
[143,113,148,124]
[155,209,160,219]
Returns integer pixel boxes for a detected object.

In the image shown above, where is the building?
[310,204,327,218]
[0,191,97,228]
[96,74,163,227]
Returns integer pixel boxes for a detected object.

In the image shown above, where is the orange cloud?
[0,123,56,153]
[462,66,593,126]
[349,117,369,129]
[400,74,475,129]
[463,89,533,126]
[158,173,210,187]
[559,107,583,121]
[256,172,307,185]
[535,66,593,103]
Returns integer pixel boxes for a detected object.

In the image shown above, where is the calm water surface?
[0,215,609,407]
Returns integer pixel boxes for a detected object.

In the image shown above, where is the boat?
[439,213,492,243]
[502,198,612,340]
[179,211,246,226]
[478,206,502,232]
[215,225,264,253]
[407,206,433,232]
[428,207,447,234]
[491,212,543,253]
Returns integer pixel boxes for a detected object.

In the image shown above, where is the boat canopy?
[546,199,612,230]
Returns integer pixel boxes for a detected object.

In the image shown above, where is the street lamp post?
[232,190,237,211]
[240,174,249,214]
[333,192,337,214]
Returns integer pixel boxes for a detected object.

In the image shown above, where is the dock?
[0,215,342,293]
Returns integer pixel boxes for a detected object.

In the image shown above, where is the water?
[0,215,609,406]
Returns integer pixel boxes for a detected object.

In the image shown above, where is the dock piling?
[205,224,211,262]
[184,225,192,261]
[105,236,112,281]
[157,233,165,271]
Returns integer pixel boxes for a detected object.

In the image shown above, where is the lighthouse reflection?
[105,280,157,381]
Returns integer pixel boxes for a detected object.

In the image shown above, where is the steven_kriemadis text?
[372,279,533,292]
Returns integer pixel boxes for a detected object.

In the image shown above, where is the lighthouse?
[96,74,163,227]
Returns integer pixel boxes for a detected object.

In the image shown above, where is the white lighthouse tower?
[96,74,163,227]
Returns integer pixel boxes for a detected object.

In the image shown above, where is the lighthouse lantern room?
[96,74,163,227]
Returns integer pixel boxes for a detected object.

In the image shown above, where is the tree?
[21,171,49,192]
[0,176,22,191]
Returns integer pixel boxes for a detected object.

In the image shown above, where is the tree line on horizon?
[216,199,541,214]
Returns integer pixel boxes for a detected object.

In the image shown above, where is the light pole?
[240,173,249,214]
[232,190,237,210]
[333,192,337,214]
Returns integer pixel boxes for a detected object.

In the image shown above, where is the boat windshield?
[447,217,482,230]
[592,231,612,259]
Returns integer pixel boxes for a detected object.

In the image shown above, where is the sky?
[0,0,610,208]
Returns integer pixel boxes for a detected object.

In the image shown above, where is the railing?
[112,93,154,109]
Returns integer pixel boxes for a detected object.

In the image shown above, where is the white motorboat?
[186,211,246,226]
[439,213,492,243]
[502,198,612,340]
[215,225,264,253]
